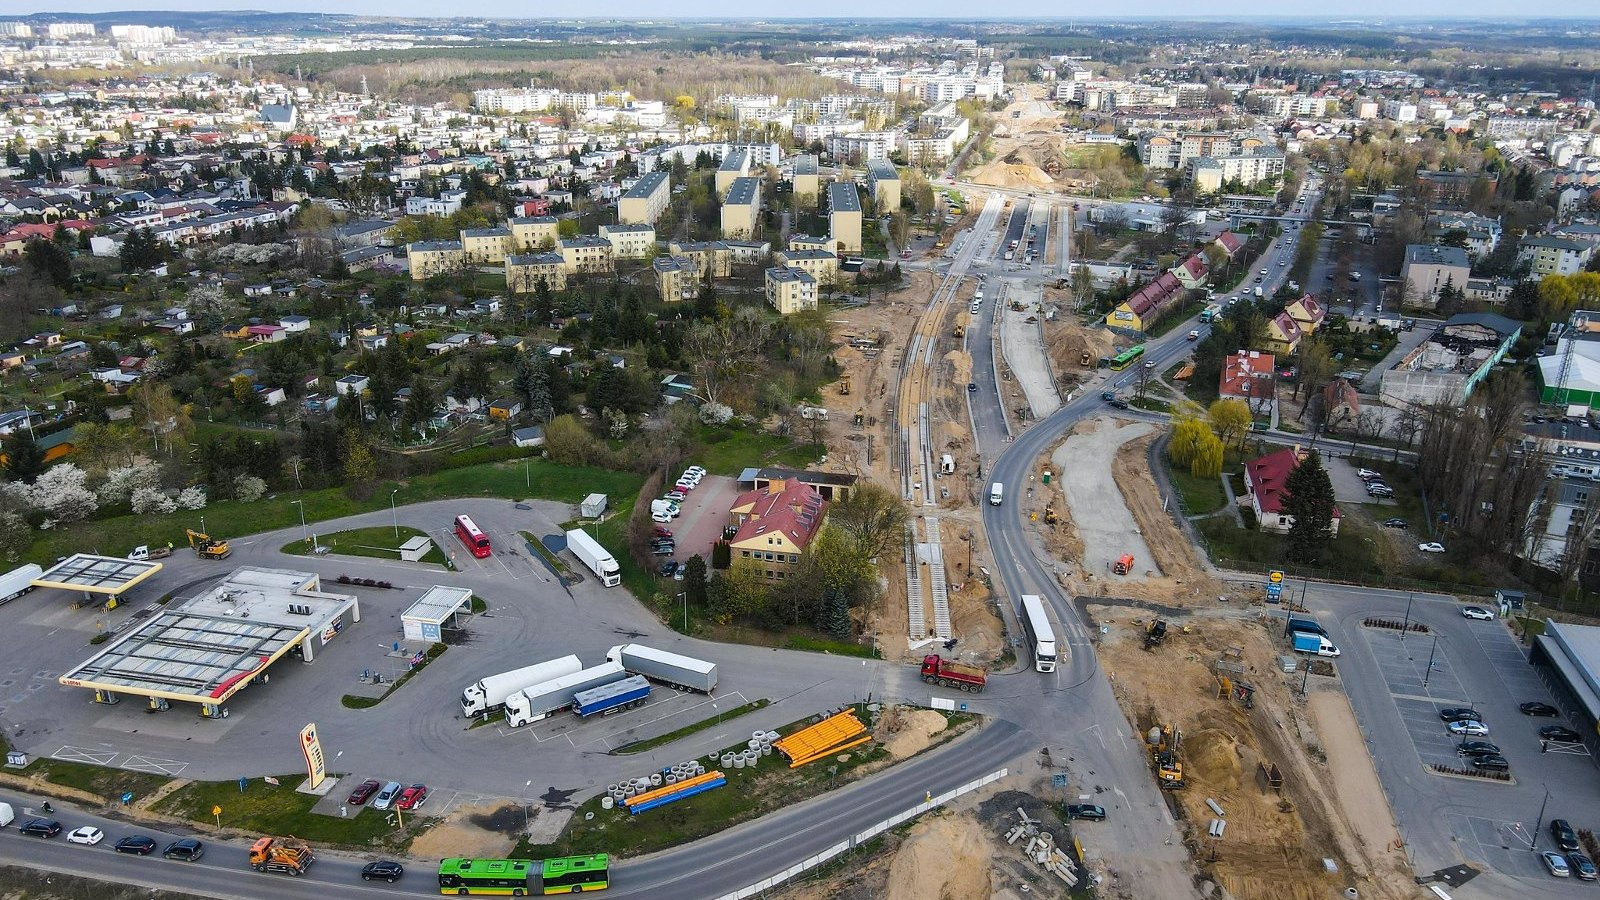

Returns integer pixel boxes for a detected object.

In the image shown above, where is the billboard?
[299,722,327,790]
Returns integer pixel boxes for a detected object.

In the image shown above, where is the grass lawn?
[23,758,170,805]
[1168,467,1227,515]
[282,525,449,566]
[1196,513,1392,580]
[1130,395,1172,413]
[694,425,818,476]
[20,458,643,565]
[1145,300,1206,338]
[615,699,771,754]
[154,776,410,848]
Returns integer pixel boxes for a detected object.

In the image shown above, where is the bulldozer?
[186,528,232,560]
[953,322,966,338]
[1144,619,1168,651]
[838,373,852,396]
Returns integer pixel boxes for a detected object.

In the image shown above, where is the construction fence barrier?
[710,767,1008,900]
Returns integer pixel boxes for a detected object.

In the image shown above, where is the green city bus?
[1107,345,1146,371]
[438,855,609,895]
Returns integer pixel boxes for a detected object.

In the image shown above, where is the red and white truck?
[920,655,987,692]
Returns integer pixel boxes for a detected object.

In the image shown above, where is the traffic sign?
[1269,570,1284,584]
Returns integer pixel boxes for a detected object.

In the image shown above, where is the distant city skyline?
[7,3,1600,19]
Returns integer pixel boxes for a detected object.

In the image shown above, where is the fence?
[710,767,1009,900]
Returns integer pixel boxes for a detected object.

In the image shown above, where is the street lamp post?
[390,489,399,539]
[1423,635,1439,687]
[1401,591,1414,641]
[290,500,315,551]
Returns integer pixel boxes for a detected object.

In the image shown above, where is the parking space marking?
[1449,814,1549,879]
[121,755,189,777]
[52,745,118,766]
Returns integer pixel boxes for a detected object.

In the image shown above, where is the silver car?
[371,780,403,810]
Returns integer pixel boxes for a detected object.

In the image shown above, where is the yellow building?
[668,240,732,280]
[787,233,832,253]
[597,223,657,259]
[460,226,513,264]
[617,171,670,225]
[866,160,901,211]
[558,236,615,275]
[653,255,697,304]
[505,252,569,293]
[728,478,828,580]
[765,266,817,315]
[720,177,762,240]
[407,240,465,280]
[509,216,559,251]
[791,154,819,204]
[778,248,839,284]
[827,182,862,254]
[715,149,751,197]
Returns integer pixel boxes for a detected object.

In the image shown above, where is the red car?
[653,526,673,538]
[396,784,429,811]
[347,779,381,805]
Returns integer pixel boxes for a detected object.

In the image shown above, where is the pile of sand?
[968,159,1055,190]
[945,349,973,386]
[1043,318,1117,375]
[878,707,951,760]
[1185,729,1243,791]
[409,801,522,859]
[885,813,992,900]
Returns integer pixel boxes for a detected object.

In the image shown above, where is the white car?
[66,826,104,845]
[1447,720,1490,736]
[1418,542,1445,554]
[1461,606,1495,620]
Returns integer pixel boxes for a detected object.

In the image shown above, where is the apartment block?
[1519,236,1595,277]
[668,241,732,280]
[1138,134,1182,169]
[765,267,818,315]
[721,177,763,240]
[1383,99,1418,122]
[866,160,901,211]
[506,216,558,252]
[788,234,833,254]
[653,255,697,303]
[716,149,751,197]
[597,223,657,259]
[460,226,513,264]
[407,240,464,281]
[1259,93,1330,118]
[827,131,898,161]
[828,182,863,254]
[791,154,820,201]
[779,248,840,284]
[504,252,568,293]
[558,236,615,275]
[722,240,772,268]
[1185,147,1286,192]
[1401,244,1471,307]
[617,171,670,226]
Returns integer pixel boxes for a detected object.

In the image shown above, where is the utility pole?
[1423,635,1438,687]
[1401,591,1414,641]
[1532,787,1551,853]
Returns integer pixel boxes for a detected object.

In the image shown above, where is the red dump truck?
[920,655,987,692]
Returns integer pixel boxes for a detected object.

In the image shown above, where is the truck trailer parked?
[606,643,719,693]
[573,675,651,717]
[920,654,987,692]
[0,564,42,605]
[565,529,621,587]
[248,836,314,876]
[460,655,583,718]
[505,662,627,727]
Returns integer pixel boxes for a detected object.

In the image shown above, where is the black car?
[1109,399,1130,410]
[1552,819,1581,853]
[1381,518,1408,529]
[657,560,680,577]
[1519,702,1559,717]
[18,818,62,838]
[1064,804,1106,821]
[1541,726,1583,743]
[968,382,978,392]
[1569,851,1598,882]
[114,835,159,855]
[163,839,205,861]
[362,860,405,883]
[1456,740,1501,757]
[1470,754,1509,771]
[651,545,675,556]
[1438,708,1482,723]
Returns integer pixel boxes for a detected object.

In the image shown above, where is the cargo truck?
[565,529,621,587]
[606,643,719,693]
[573,675,651,717]
[920,654,987,692]
[505,662,627,727]
[248,836,314,876]
[0,563,43,605]
[461,654,583,718]
[1199,304,1222,323]
[1291,631,1340,657]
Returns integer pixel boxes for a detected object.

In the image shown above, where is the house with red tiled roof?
[1212,230,1245,260]
[1322,378,1360,426]
[1171,252,1209,289]
[1284,294,1327,334]
[1219,351,1276,414]
[1105,271,1185,333]
[1242,446,1341,536]
[1265,311,1305,355]
[727,479,828,580]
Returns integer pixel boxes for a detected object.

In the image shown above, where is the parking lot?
[655,474,738,572]
[1325,457,1393,507]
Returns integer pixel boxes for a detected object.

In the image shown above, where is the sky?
[9,2,1600,18]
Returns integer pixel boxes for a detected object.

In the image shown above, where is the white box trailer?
[565,528,621,587]
[0,563,42,605]
[607,643,719,693]
[505,662,627,727]
[460,654,582,718]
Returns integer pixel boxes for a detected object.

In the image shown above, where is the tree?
[97,462,162,506]
[1293,336,1332,404]
[683,555,709,610]
[130,381,190,455]
[1282,451,1336,562]
[1206,399,1252,449]
[2,430,46,482]
[118,227,165,272]
[682,307,772,411]
[1070,264,1095,311]
[26,463,99,524]
[23,239,71,288]
[341,431,377,500]
[0,510,29,562]
[828,480,908,562]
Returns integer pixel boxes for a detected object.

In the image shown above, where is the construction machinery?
[953,321,965,338]
[1148,724,1185,789]
[185,529,231,560]
[1043,505,1058,525]
[920,654,987,692]
[1144,619,1168,651]
[838,373,852,396]
[248,836,314,876]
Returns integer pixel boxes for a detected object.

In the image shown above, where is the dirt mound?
[885,813,992,900]
[878,706,951,760]
[1042,317,1116,375]
[1185,728,1243,791]
[968,158,1054,190]
[410,801,522,859]
[945,348,973,385]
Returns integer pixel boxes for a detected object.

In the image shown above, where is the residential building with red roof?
[1242,446,1341,536]
[1171,252,1209,289]
[1105,270,1185,332]
[727,478,828,580]
[1265,311,1305,355]
[1219,350,1276,414]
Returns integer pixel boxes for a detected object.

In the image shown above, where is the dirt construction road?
[1053,417,1158,579]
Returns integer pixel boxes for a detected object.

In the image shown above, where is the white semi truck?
[460,655,582,718]
[606,643,719,693]
[565,529,621,587]
[0,563,42,605]
[505,662,627,727]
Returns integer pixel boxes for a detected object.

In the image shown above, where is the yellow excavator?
[186,528,232,560]
[1152,724,1185,789]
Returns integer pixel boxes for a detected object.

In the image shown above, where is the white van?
[989,483,1004,506]
[0,801,14,828]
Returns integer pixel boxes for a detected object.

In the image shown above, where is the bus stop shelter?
[401,585,473,642]
[33,553,164,608]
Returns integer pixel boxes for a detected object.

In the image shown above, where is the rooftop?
[867,159,899,179]
[726,176,761,206]
[767,266,814,285]
[828,181,861,213]
[34,553,163,597]
[793,154,818,176]
[622,171,668,199]
[719,149,750,172]
[1404,243,1470,268]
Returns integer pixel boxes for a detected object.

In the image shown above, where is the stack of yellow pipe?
[774,710,872,768]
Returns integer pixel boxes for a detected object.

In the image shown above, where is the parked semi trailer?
[0,563,43,605]
[573,675,651,717]
[505,662,627,727]
[460,655,582,718]
[565,528,621,587]
[606,643,719,693]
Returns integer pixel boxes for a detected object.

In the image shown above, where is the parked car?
[658,560,680,578]
[1520,702,1560,717]
[362,860,405,883]
[968,382,978,392]
[684,466,706,477]
[1438,708,1482,723]
[1470,754,1509,771]
[651,511,674,523]
[1418,542,1446,554]
[1541,726,1583,743]
[1447,720,1489,736]
[66,826,104,845]
[652,526,674,539]
[1461,606,1494,620]
[347,779,381,805]
[664,490,686,503]
[1456,740,1501,757]
[1542,851,1572,878]
[371,781,403,811]
[1551,819,1581,853]
[396,784,429,811]
[1367,485,1394,498]
[1568,851,1597,881]
[18,818,62,838]
[1065,804,1106,821]
[115,835,159,855]
[1109,399,1130,410]
[163,839,204,861]
[1381,518,1408,529]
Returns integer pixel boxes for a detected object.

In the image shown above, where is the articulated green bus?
[1107,345,1146,371]
[438,855,609,896]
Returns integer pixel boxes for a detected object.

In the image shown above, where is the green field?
[154,776,407,847]
[282,525,449,566]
